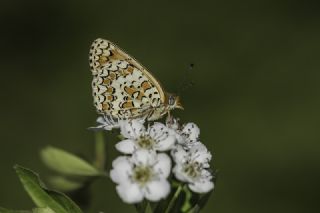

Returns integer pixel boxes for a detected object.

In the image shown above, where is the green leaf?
[32,207,55,213]
[48,176,83,192]
[134,200,147,213]
[162,184,185,213]
[185,190,213,213]
[0,207,55,213]
[193,190,213,212]
[117,134,125,140]
[40,146,100,176]
[0,207,31,213]
[145,203,153,213]
[14,165,83,213]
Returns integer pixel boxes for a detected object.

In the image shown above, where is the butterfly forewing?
[89,38,166,120]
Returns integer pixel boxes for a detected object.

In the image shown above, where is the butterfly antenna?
[177,63,195,95]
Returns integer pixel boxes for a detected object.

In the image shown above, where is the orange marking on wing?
[102,102,111,110]
[106,87,114,94]
[98,56,108,65]
[126,66,134,74]
[137,91,145,101]
[103,78,111,85]
[130,108,138,114]
[109,72,117,80]
[107,95,114,101]
[110,50,125,60]
[122,101,134,109]
[141,81,152,92]
[124,86,137,96]
[121,66,134,78]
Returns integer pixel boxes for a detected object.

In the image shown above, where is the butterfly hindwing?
[89,38,165,119]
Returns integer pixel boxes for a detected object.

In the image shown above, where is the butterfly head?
[167,94,184,110]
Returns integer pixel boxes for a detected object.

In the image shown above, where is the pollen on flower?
[183,162,201,179]
[137,135,155,149]
[132,166,154,186]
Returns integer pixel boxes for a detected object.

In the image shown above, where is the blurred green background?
[1,0,320,212]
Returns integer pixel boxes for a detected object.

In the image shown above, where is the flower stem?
[165,184,184,213]
[94,131,106,171]
[145,201,153,213]
[135,200,151,213]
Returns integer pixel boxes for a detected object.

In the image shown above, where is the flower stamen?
[132,166,154,186]
[183,162,201,179]
[137,135,155,149]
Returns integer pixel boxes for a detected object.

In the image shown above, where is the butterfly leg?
[145,109,155,120]
[167,110,172,120]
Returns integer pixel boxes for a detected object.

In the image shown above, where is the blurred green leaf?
[0,207,31,213]
[117,134,125,140]
[0,206,55,213]
[160,184,185,213]
[32,208,55,213]
[185,190,213,213]
[145,203,153,213]
[14,165,83,213]
[48,176,83,192]
[134,200,148,213]
[40,146,100,176]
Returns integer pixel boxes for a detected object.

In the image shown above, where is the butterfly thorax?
[145,93,182,120]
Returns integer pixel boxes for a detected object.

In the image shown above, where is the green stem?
[94,131,106,171]
[134,200,150,213]
[165,184,184,213]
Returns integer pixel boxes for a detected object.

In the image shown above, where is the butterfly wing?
[89,38,166,119]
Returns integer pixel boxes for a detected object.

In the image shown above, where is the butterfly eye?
[168,96,175,105]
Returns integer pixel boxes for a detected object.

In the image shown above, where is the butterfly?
[89,38,183,121]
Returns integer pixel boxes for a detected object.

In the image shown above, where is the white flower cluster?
[97,116,214,204]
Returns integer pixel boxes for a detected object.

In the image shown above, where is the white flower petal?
[175,133,186,144]
[185,141,202,149]
[200,169,213,180]
[182,122,200,142]
[149,123,170,143]
[132,149,157,166]
[96,116,105,124]
[166,117,180,130]
[190,143,212,164]
[172,164,189,182]
[156,135,176,151]
[153,153,171,178]
[171,145,187,164]
[115,139,136,154]
[120,119,145,139]
[110,156,132,184]
[116,183,144,203]
[144,179,170,201]
[188,179,214,193]
[149,122,168,138]
[89,116,119,131]
[190,143,207,153]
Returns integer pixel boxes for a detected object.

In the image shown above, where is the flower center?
[132,166,153,186]
[183,162,201,179]
[137,135,155,149]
